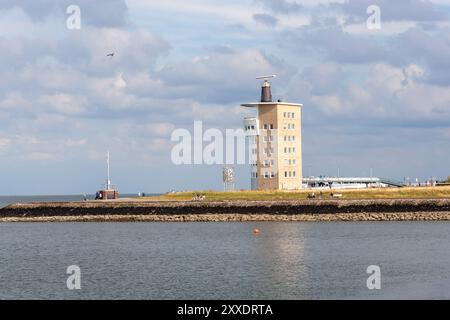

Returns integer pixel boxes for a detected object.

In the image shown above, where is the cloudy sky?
[1,0,450,195]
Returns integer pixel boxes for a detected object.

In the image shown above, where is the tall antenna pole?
[107,150,111,190]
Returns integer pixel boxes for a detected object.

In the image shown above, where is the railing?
[378,178,406,187]
[101,184,118,191]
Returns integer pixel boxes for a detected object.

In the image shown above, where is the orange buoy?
[253,228,260,235]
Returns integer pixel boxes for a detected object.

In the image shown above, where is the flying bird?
[106,53,115,57]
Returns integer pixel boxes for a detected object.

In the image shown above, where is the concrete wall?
[277,104,302,190]
[255,103,303,190]
[256,104,279,190]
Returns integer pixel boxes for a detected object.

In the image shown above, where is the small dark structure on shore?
[95,189,119,200]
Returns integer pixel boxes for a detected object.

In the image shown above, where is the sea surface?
[0,194,148,208]
[1,219,450,299]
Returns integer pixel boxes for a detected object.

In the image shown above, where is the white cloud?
[0,92,29,110]
[304,62,450,125]
[145,123,176,137]
[65,138,88,147]
[38,94,86,116]
[344,21,418,36]
[114,73,127,89]
[0,138,11,152]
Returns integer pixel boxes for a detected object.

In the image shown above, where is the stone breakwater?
[1,199,450,222]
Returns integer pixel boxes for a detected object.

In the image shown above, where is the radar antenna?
[256,75,277,102]
[256,75,277,80]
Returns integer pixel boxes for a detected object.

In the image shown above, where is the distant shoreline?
[2,199,450,222]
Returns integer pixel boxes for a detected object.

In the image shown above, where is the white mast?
[106,150,111,190]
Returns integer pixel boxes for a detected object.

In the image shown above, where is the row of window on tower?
[284,135,296,142]
[252,171,297,179]
[263,135,297,142]
[284,123,296,130]
[262,124,274,130]
[284,159,297,165]
[283,112,296,118]
[263,148,275,155]
[261,123,296,130]
[285,171,297,178]
[262,160,275,167]
[284,147,296,154]
[251,172,276,179]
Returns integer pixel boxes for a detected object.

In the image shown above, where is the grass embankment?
[143,186,450,202]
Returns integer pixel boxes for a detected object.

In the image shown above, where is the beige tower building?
[242,77,303,190]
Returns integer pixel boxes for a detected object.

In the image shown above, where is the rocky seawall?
[1,199,450,222]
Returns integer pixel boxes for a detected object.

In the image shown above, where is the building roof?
[241,102,303,108]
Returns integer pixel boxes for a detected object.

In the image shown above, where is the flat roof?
[241,102,303,108]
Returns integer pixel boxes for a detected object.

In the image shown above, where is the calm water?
[0,221,449,300]
[0,195,93,208]
[0,194,152,208]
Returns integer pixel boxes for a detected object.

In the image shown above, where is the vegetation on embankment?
[2,187,450,222]
[143,186,450,202]
[2,198,450,222]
